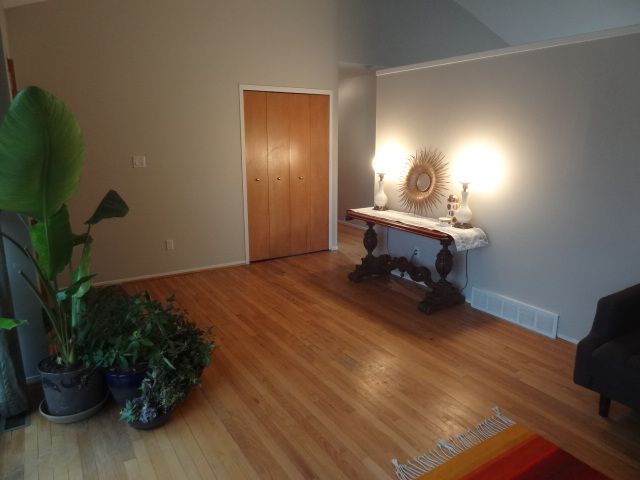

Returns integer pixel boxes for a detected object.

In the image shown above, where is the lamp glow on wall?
[451,142,505,228]
[371,142,407,210]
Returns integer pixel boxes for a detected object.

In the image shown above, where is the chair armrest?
[573,283,640,387]
[589,283,640,340]
[573,332,608,386]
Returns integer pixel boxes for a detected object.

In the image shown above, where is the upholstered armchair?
[574,283,640,417]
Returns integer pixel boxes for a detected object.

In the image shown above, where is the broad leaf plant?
[0,86,128,366]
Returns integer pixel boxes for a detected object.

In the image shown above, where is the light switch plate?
[132,155,146,168]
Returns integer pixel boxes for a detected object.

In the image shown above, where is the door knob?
[255,178,261,182]
[277,176,282,180]
[298,176,304,180]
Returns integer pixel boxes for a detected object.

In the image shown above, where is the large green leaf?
[0,318,26,330]
[0,86,84,220]
[28,204,73,280]
[85,190,129,225]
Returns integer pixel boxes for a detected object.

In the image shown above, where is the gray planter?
[38,357,106,418]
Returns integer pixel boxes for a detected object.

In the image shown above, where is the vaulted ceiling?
[455,0,640,45]
[5,0,640,49]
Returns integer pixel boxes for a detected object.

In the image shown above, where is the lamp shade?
[452,143,505,192]
[371,154,387,175]
[372,143,408,178]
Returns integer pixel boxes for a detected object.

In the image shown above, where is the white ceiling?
[455,0,640,45]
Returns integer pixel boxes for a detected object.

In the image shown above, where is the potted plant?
[0,86,129,421]
[120,296,214,429]
[82,290,170,405]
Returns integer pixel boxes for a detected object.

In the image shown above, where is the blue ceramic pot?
[104,365,148,406]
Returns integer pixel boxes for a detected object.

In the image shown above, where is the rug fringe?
[392,407,515,480]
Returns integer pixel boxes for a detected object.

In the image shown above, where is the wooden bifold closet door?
[244,90,329,261]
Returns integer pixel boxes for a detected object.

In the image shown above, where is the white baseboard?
[557,333,579,344]
[94,260,246,286]
[338,219,367,230]
[26,374,41,384]
[471,287,559,339]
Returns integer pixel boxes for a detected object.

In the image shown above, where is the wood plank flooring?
[2,223,639,479]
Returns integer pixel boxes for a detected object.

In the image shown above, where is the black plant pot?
[104,366,148,406]
[37,357,107,417]
[130,408,173,430]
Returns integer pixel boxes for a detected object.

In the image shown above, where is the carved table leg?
[348,223,391,282]
[418,239,465,314]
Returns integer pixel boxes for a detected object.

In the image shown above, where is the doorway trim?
[239,84,335,264]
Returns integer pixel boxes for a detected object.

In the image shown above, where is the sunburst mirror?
[399,148,449,216]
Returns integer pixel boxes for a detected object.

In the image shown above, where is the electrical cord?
[461,249,469,292]
[387,227,411,279]
[385,226,389,255]
[386,225,469,289]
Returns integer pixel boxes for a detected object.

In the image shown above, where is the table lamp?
[372,155,388,210]
[453,181,473,228]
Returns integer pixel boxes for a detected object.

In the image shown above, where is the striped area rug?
[392,407,609,480]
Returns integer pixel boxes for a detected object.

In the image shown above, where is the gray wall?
[338,68,377,220]
[376,31,640,340]
[337,0,509,225]
[1,213,48,380]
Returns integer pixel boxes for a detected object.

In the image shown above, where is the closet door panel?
[307,95,329,252]
[243,91,270,261]
[288,94,310,255]
[266,93,291,258]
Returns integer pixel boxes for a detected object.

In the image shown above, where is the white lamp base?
[453,186,472,229]
[373,174,388,210]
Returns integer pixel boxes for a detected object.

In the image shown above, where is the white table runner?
[351,208,488,251]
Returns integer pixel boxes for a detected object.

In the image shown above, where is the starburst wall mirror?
[398,148,449,216]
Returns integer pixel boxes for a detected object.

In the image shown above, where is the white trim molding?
[3,0,48,8]
[557,333,580,345]
[338,219,367,231]
[378,24,640,77]
[238,84,335,264]
[94,260,246,287]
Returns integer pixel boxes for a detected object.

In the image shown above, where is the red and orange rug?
[392,408,609,479]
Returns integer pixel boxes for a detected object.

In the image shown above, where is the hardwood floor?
[2,223,639,479]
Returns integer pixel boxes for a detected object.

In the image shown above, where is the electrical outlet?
[413,247,420,258]
[132,155,146,168]
[164,239,174,250]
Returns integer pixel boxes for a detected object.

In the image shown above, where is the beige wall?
[6,0,370,282]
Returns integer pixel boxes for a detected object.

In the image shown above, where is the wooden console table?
[346,208,483,314]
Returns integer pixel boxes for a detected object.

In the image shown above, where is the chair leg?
[599,395,611,417]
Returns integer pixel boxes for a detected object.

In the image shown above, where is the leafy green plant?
[0,86,128,366]
[120,298,215,425]
[82,291,173,371]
